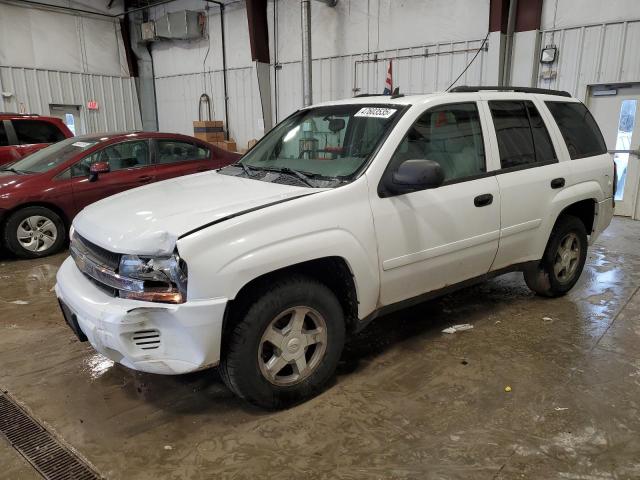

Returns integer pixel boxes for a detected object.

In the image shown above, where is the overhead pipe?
[300,0,338,107]
[501,0,518,86]
[301,0,313,107]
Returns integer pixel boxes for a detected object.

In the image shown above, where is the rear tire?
[524,214,588,297]
[3,206,66,259]
[220,275,345,409]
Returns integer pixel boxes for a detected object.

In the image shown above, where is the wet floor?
[1,217,640,479]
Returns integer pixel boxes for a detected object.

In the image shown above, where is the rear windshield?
[9,137,98,173]
[545,102,607,159]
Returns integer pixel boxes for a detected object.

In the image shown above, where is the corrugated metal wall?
[155,66,262,148]
[537,19,640,99]
[155,37,488,149]
[277,39,488,120]
[0,66,142,134]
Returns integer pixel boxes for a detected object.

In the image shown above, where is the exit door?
[588,85,640,217]
[49,104,81,136]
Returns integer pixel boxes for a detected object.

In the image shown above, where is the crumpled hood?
[73,171,317,255]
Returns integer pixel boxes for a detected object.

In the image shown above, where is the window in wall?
[389,102,486,182]
[612,99,637,201]
[12,120,66,144]
[489,100,556,169]
[545,101,607,159]
[156,140,209,164]
[70,141,150,177]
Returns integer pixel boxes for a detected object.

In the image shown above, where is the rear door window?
[12,119,66,144]
[545,102,607,159]
[156,140,209,164]
[489,100,557,169]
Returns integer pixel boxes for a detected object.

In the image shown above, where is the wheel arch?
[1,202,70,242]
[222,256,360,346]
[556,198,596,234]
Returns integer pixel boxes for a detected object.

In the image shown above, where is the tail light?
[612,159,617,207]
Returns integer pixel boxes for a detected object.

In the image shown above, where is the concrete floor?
[1,217,639,480]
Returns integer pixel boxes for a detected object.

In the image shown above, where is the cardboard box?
[195,131,224,142]
[247,138,258,149]
[211,140,237,152]
[193,120,223,130]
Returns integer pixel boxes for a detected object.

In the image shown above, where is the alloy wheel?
[553,232,580,283]
[258,306,328,386]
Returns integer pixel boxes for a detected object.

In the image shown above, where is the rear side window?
[489,100,556,169]
[12,119,66,144]
[545,102,607,159]
[0,121,8,147]
[156,140,209,164]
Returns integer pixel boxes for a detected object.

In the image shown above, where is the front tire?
[3,206,66,259]
[524,214,588,297]
[220,275,345,409]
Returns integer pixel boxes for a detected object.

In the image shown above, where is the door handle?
[551,177,565,189]
[474,193,493,207]
[138,175,153,183]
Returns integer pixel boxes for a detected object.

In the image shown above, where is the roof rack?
[449,86,572,98]
[354,87,404,99]
[0,112,40,116]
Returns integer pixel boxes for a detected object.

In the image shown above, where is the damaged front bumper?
[55,257,227,375]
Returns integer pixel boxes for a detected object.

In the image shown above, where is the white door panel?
[370,175,501,306]
[492,162,571,269]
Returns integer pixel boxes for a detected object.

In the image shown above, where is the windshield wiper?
[273,167,314,187]
[231,162,255,177]
[0,167,24,175]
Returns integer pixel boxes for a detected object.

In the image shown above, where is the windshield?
[7,137,98,174]
[221,104,401,187]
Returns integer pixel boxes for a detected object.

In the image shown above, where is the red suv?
[0,131,240,258]
[0,113,73,165]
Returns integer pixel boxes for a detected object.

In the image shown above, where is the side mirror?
[384,159,444,196]
[89,161,110,182]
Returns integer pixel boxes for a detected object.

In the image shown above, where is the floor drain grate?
[0,392,101,480]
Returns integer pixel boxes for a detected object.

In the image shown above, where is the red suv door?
[69,139,156,215]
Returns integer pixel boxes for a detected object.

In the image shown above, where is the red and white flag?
[383,60,393,94]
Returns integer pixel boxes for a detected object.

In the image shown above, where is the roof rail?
[0,112,40,116]
[353,93,388,98]
[449,86,572,98]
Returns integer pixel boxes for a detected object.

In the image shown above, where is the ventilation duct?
[146,10,206,41]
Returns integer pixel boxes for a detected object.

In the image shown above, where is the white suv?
[56,87,614,408]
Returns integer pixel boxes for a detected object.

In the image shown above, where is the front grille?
[132,330,161,350]
[72,234,120,270]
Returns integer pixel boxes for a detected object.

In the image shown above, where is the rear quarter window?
[0,121,8,147]
[545,102,607,159]
[12,119,67,144]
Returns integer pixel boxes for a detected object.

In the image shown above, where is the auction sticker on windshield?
[72,141,94,148]
[354,107,397,118]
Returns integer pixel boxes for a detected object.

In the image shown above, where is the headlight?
[118,254,188,304]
